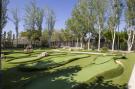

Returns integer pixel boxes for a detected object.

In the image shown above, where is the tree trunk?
[112,30,116,51]
[98,30,101,51]
[80,37,83,49]
[48,35,51,47]
[88,37,91,50]
[16,26,18,48]
[127,30,135,52]
[76,38,79,48]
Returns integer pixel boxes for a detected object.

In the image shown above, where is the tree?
[0,0,9,68]
[11,8,20,47]
[13,34,15,43]
[2,31,6,49]
[126,0,135,52]
[70,0,89,48]
[93,0,108,51]
[7,30,12,43]
[103,29,112,47]
[24,0,37,44]
[51,30,62,47]
[45,7,56,47]
[41,29,49,47]
[60,29,73,46]
[35,7,44,44]
[66,18,80,48]
[108,0,123,51]
[87,0,96,50]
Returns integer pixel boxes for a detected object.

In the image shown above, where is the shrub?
[101,47,109,53]
[113,53,127,60]
[91,46,95,51]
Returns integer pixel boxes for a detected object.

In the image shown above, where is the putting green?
[73,60,123,83]
[24,56,123,89]
[19,54,90,70]
[5,53,29,59]
[7,52,69,64]
[8,56,42,63]
[94,56,114,64]
[5,53,30,62]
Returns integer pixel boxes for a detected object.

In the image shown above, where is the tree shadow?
[18,55,89,71]
[2,65,81,89]
[72,76,127,89]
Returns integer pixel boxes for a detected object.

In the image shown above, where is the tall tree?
[70,6,81,48]
[0,0,9,68]
[87,0,96,50]
[126,0,135,52]
[2,31,6,49]
[93,0,108,51]
[70,0,90,48]
[24,0,37,44]
[45,7,56,47]
[108,0,123,51]
[11,8,20,47]
[35,7,44,40]
[66,18,80,48]
[7,30,12,43]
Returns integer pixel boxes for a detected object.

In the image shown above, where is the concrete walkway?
[52,49,117,56]
[128,64,135,89]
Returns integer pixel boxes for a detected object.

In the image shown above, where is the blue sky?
[4,0,126,34]
[4,0,77,33]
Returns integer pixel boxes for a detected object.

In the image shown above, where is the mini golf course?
[2,49,135,89]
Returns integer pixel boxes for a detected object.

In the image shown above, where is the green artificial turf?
[73,60,123,83]
[5,53,29,59]
[19,54,90,71]
[94,56,114,64]
[8,57,41,63]
[105,53,135,85]
[3,49,135,89]
[23,55,123,89]
[19,55,96,89]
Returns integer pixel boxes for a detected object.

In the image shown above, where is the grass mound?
[23,56,124,89]
[5,53,30,61]
[8,56,43,64]
[94,56,114,64]
[19,54,90,71]
[73,59,123,83]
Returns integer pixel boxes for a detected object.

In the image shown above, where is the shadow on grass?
[18,55,90,71]
[72,76,127,89]
[2,65,81,89]
[5,51,67,63]
[5,55,31,62]
[2,64,127,89]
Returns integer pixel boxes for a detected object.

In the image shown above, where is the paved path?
[52,50,117,56]
[70,51,106,55]
[128,64,135,89]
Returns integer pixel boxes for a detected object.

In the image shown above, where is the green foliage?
[1,0,9,29]
[103,30,112,42]
[126,0,135,25]
[113,53,127,60]
[101,47,109,53]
